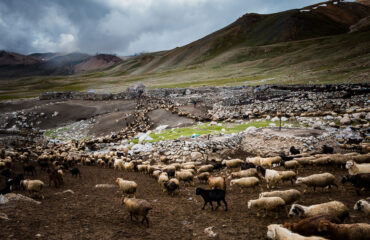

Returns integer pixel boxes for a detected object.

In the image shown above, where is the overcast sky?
[0,0,336,56]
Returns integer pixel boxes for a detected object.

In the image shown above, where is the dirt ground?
[1,163,369,240]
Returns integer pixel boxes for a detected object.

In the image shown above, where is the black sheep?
[0,178,13,195]
[241,162,255,170]
[11,174,24,190]
[195,187,228,211]
[163,180,179,196]
[290,146,300,155]
[341,173,370,195]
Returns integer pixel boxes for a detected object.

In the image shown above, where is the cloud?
[0,0,331,55]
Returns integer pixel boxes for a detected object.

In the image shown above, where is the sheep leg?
[142,216,149,227]
[202,201,207,210]
[209,201,214,211]
[215,201,221,210]
[314,185,316,192]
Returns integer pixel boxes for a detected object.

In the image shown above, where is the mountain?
[74,54,122,73]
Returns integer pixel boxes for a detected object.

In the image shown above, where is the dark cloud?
[0,0,333,55]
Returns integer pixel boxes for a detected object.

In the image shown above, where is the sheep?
[289,201,349,221]
[279,170,297,185]
[152,170,162,179]
[260,156,282,168]
[248,197,286,218]
[230,177,259,193]
[197,164,214,173]
[175,170,194,186]
[318,220,370,240]
[116,178,137,197]
[137,164,148,173]
[163,165,175,178]
[182,163,195,170]
[295,173,338,192]
[163,178,179,196]
[240,162,256,170]
[114,159,124,170]
[322,145,334,154]
[224,159,244,169]
[21,179,44,199]
[147,165,159,175]
[57,169,64,177]
[231,168,257,179]
[195,187,227,211]
[158,172,169,191]
[47,169,63,188]
[295,156,316,166]
[207,175,226,190]
[284,160,300,169]
[259,189,301,205]
[341,173,370,195]
[0,178,13,195]
[246,156,262,165]
[283,215,341,237]
[257,166,281,189]
[196,172,210,183]
[290,146,300,155]
[267,224,328,240]
[124,162,135,172]
[354,199,370,216]
[122,197,152,227]
[346,160,370,175]
[310,157,331,166]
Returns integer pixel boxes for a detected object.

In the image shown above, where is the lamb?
[267,224,328,240]
[224,159,244,169]
[196,172,210,183]
[197,164,214,173]
[163,178,179,196]
[207,175,226,190]
[318,220,370,240]
[283,215,341,237]
[231,168,257,179]
[354,199,370,216]
[346,160,370,175]
[341,173,370,195]
[279,170,297,185]
[259,189,301,205]
[257,166,281,189]
[158,172,169,191]
[20,179,44,199]
[289,201,349,221]
[116,178,137,197]
[195,187,227,211]
[248,197,286,218]
[122,197,152,227]
[175,170,194,186]
[295,173,338,192]
[230,177,259,193]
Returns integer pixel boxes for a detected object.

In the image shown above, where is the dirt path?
[1,163,369,240]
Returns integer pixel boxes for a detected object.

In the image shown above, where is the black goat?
[342,173,370,195]
[70,167,81,178]
[290,146,300,155]
[195,187,228,211]
[0,178,13,195]
[322,145,334,154]
[163,180,179,196]
[241,162,255,170]
[23,164,36,176]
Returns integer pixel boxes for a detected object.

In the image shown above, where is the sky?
[0,0,339,56]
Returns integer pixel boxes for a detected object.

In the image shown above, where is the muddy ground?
[1,163,369,240]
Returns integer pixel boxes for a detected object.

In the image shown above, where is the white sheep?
[197,164,214,173]
[175,170,194,186]
[158,172,169,191]
[230,177,259,193]
[288,201,349,221]
[354,199,370,216]
[21,179,45,199]
[284,160,300,169]
[231,168,257,179]
[258,168,281,189]
[248,197,286,218]
[279,170,297,185]
[246,156,262,165]
[346,160,370,175]
[152,170,162,179]
[122,197,152,227]
[259,189,301,205]
[267,224,328,240]
[224,159,244,169]
[124,162,135,171]
[295,173,337,192]
[115,178,137,197]
[260,156,282,168]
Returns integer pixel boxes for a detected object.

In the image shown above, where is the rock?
[340,116,351,125]
[95,184,116,188]
[204,226,217,238]
[271,116,279,122]
[0,213,9,221]
[281,117,288,122]
[191,152,202,160]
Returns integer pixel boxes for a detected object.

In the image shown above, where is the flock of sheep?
[1,142,370,239]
